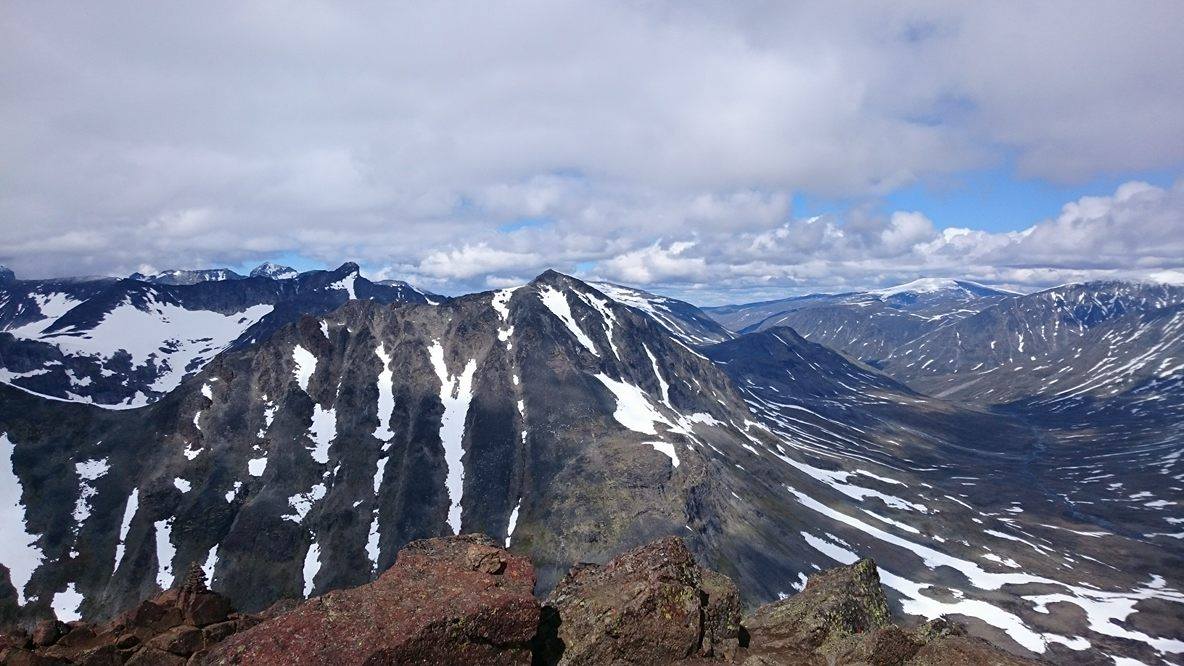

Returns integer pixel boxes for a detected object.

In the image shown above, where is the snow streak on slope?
[374,344,396,440]
[113,489,138,573]
[0,432,43,605]
[539,286,598,355]
[428,341,477,534]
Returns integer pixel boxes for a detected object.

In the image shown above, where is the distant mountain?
[249,262,299,280]
[705,278,1015,364]
[0,263,434,407]
[128,268,246,285]
[881,281,1184,404]
[1,271,1179,663]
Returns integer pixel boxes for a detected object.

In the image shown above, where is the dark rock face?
[540,535,740,665]
[204,534,540,665]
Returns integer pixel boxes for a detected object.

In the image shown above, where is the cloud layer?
[1,2,1182,301]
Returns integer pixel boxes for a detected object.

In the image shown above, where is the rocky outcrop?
[2,536,1036,666]
[0,564,256,665]
[538,536,741,665]
[737,559,1038,665]
[204,534,540,665]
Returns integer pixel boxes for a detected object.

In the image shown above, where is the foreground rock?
[738,558,1038,665]
[0,564,256,665]
[2,536,1037,665]
[204,534,540,665]
[538,536,741,664]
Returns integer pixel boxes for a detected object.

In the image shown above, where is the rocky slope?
[0,272,1180,664]
[4,535,1035,665]
[0,262,432,407]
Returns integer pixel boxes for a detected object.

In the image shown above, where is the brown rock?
[31,620,68,648]
[542,536,740,665]
[125,646,188,665]
[743,558,892,658]
[908,635,1040,665]
[829,625,923,665]
[147,625,205,656]
[75,643,120,666]
[203,534,540,665]
[119,599,183,635]
[0,647,71,665]
[200,620,239,644]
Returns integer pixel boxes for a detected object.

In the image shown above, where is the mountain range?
[0,266,1180,665]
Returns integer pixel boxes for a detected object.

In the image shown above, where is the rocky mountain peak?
[249,262,298,280]
[0,266,14,283]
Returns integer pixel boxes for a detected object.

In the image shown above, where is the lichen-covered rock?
[738,561,1041,665]
[540,536,740,665]
[203,534,540,665]
[744,558,891,657]
[907,634,1041,666]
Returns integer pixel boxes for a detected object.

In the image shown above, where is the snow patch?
[374,344,396,440]
[428,341,477,534]
[52,583,84,622]
[154,518,176,589]
[0,432,44,604]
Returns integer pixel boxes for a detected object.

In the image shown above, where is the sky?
[2,2,1183,305]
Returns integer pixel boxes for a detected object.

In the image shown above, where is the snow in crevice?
[643,344,672,407]
[538,286,598,355]
[173,477,192,494]
[284,483,327,523]
[202,544,219,582]
[492,287,520,348]
[367,455,389,569]
[292,344,316,393]
[327,270,358,300]
[73,457,110,525]
[576,290,621,359]
[374,344,396,440]
[113,488,139,573]
[154,518,176,589]
[0,432,44,604]
[308,405,336,464]
[259,400,276,439]
[428,341,477,534]
[303,541,321,598]
[506,499,521,547]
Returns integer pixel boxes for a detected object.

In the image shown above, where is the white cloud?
[0,2,1182,300]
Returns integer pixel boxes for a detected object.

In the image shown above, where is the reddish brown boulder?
[540,536,741,665]
[31,620,68,648]
[204,534,541,665]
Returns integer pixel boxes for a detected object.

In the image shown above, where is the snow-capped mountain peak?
[249,262,299,280]
[869,277,1016,300]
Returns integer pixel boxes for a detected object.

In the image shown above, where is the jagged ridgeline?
[1,270,1182,665]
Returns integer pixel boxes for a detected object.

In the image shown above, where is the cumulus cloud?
[1,2,1182,300]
